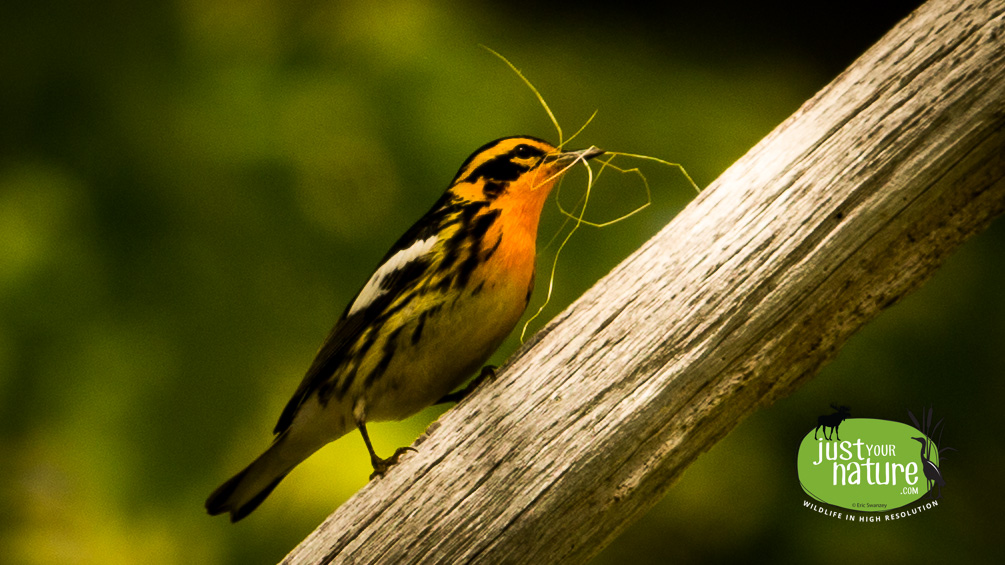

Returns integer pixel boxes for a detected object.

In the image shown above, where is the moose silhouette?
[814,404,851,441]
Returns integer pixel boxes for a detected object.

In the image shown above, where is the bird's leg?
[357,421,415,480]
[435,365,496,405]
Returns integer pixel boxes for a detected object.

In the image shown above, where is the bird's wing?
[272,200,453,435]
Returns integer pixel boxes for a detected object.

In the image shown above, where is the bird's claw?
[369,446,417,480]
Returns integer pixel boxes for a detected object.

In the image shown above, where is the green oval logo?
[797,418,938,511]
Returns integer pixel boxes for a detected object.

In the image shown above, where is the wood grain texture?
[284,0,1005,562]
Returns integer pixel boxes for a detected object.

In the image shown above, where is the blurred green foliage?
[2,1,1001,564]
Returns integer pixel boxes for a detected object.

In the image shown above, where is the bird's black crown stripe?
[449,136,550,185]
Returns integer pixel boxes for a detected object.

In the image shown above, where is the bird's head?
[448,136,604,204]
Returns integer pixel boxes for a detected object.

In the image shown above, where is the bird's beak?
[547,146,605,165]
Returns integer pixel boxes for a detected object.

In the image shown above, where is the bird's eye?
[513,144,536,158]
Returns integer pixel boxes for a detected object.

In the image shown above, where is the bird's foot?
[369,446,416,480]
[435,365,497,405]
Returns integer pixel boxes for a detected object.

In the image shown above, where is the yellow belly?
[361,261,531,421]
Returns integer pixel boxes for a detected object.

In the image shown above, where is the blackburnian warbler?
[205,136,603,522]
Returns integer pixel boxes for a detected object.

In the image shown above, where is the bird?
[206,136,604,522]
[911,436,945,499]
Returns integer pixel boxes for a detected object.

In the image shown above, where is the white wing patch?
[348,235,439,316]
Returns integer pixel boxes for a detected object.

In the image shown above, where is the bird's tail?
[205,431,308,522]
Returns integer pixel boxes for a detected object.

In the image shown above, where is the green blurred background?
[2,1,1002,563]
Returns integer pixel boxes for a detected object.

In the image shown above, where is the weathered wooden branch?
[284,0,1005,562]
